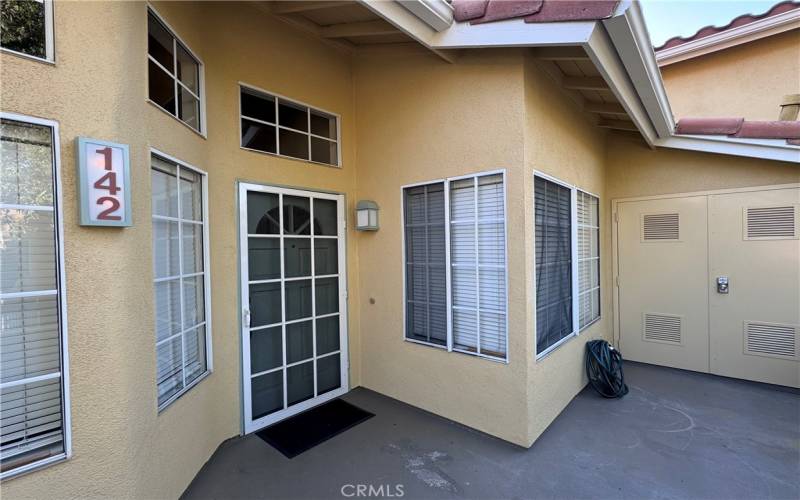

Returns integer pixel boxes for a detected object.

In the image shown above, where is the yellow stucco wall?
[606,133,800,200]
[522,55,612,445]
[660,30,800,121]
[353,46,533,446]
[2,1,797,498]
[1,1,360,497]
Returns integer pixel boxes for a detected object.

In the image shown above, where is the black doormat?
[256,399,374,458]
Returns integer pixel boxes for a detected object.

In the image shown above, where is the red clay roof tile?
[655,1,800,51]
[524,0,618,23]
[675,117,744,135]
[453,0,490,22]
[451,0,618,24]
[675,118,800,146]
[473,1,543,24]
[733,121,800,139]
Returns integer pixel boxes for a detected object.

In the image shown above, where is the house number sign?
[76,137,132,226]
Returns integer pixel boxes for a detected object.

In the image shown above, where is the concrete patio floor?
[182,362,799,499]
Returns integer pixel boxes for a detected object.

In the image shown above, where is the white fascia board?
[601,1,675,139]
[583,24,657,147]
[397,0,453,32]
[655,135,800,163]
[656,8,800,66]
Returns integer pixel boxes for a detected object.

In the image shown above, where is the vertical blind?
[404,172,507,361]
[151,155,209,408]
[534,176,573,354]
[0,118,66,475]
[577,191,600,329]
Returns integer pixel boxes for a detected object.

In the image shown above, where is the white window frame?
[150,148,213,412]
[0,0,55,64]
[238,82,342,168]
[533,171,601,360]
[401,169,509,363]
[0,111,71,480]
[577,191,601,330]
[146,4,207,137]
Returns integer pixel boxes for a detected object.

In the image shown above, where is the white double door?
[239,183,348,433]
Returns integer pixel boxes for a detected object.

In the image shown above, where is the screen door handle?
[243,308,251,327]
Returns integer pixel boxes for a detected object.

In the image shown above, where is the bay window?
[534,172,600,358]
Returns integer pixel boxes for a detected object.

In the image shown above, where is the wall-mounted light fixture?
[355,200,379,231]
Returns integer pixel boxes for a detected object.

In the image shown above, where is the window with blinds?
[534,174,602,358]
[151,153,210,409]
[577,192,600,330]
[0,116,69,478]
[534,176,573,355]
[403,171,507,361]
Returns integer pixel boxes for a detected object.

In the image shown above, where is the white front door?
[239,183,348,433]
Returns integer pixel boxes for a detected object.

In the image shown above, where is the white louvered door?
[616,196,710,373]
[616,186,800,388]
[708,188,799,387]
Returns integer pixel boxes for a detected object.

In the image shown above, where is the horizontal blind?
[535,176,573,354]
[577,191,600,330]
[0,118,66,474]
[403,183,447,346]
[450,173,507,359]
[151,155,209,408]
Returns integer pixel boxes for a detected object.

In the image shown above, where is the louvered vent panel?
[745,322,797,359]
[643,313,682,344]
[642,213,679,241]
[746,206,796,239]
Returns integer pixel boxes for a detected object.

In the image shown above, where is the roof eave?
[655,135,800,163]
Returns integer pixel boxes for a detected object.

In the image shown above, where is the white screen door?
[239,183,348,433]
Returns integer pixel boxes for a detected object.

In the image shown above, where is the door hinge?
[615,276,620,287]
[613,212,619,223]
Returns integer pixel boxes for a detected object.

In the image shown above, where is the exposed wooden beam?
[583,102,628,116]
[320,19,399,38]
[562,76,608,91]
[535,46,589,61]
[270,1,351,15]
[597,119,638,132]
[251,3,354,53]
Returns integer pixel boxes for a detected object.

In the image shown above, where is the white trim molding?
[656,7,800,66]
[655,135,800,163]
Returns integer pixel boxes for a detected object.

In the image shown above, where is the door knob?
[716,276,729,294]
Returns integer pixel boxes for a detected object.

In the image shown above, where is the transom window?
[240,85,340,167]
[147,8,203,133]
[0,0,54,62]
[403,171,508,361]
[0,115,69,478]
[534,173,601,358]
[150,152,211,409]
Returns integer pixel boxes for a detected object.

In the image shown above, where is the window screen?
[535,176,573,354]
[577,191,600,329]
[147,9,202,132]
[403,183,446,346]
[0,0,52,60]
[240,86,340,166]
[151,154,209,409]
[403,172,507,361]
[0,117,67,476]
